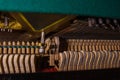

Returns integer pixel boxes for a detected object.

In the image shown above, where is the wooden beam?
[9,12,35,32]
[36,15,76,34]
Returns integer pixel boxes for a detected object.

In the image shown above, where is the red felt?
[41,68,57,72]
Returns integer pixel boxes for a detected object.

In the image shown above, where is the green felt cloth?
[0,0,120,19]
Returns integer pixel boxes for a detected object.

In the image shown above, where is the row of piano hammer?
[67,39,120,51]
[0,41,41,54]
[0,54,36,74]
[0,41,41,74]
[52,39,120,71]
[58,51,120,71]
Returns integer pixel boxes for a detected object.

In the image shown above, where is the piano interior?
[0,12,120,80]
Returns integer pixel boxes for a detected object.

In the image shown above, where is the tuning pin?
[31,42,35,54]
[35,41,39,54]
[7,28,12,32]
[113,19,118,25]
[98,18,103,24]
[21,41,25,54]
[98,18,106,29]
[91,18,99,27]
[0,28,3,32]
[7,29,10,32]
[113,19,119,27]
[91,18,95,26]
[113,19,120,31]
[106,19,115,30]
[88,18,92,27]
[110,19,118,31]
[95,18,99,27]
[8,41,12,54]
[12,41,16,54]
[2,28,5,32]
[105,19,111,30]
[17,41,21,54]
[7,29,12,32]
[9,29,12,32]
[3,41,7,54]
